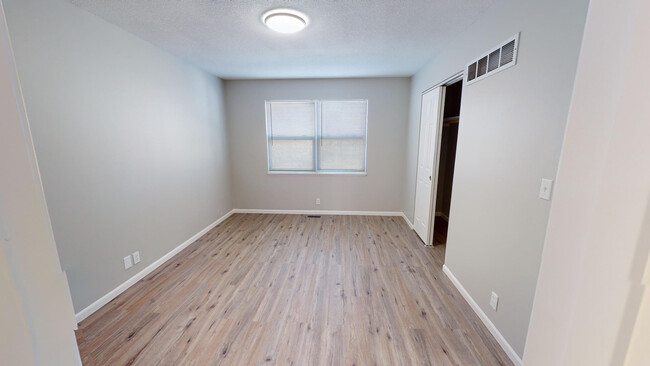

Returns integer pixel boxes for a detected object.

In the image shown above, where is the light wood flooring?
[76,214,512,365]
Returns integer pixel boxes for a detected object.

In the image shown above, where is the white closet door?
[414,87,443,245]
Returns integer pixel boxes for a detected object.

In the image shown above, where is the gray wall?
[402,0,589,357]
[4,0,232,312]
[1,2,80,362]
[524,0,650,363]
[225,78,410,212]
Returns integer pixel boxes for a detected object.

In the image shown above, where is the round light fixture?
[262,9,309,34]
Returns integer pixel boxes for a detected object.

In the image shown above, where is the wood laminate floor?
[76,214,512,366]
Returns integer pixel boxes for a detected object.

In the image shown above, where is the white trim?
[401,212,415,230]
[422,70,465,94]
[442,265,522,366]
[234,209,416,231]
[236,209,416,233]
[234,208,415,232]
[267,171,367,176]
[75,209,236,323]
[232,209,402,217]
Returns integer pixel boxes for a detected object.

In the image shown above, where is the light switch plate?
[539,178,553,200]
[132,251,141,264]
[124,255,133,269]
[490,291,499,311]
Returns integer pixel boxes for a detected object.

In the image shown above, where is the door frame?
[414,70,464,246]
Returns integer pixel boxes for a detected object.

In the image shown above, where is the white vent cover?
[465,33,520,85]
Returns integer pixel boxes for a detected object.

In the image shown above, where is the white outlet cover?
[316,198,321,205]
[490,291,499,311]
[132,251,141,264]
[539,178,553,200]
[124,255,133,269]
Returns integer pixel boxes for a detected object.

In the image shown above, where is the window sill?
[267,171,367,176]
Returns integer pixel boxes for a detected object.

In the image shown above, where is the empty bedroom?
[1,0,649,366]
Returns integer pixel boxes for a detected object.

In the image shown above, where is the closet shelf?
[443,116,459,125]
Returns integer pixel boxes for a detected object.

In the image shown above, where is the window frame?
[265,99,369,175]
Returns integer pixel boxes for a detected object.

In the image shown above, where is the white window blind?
[266,101,316,171]
[266,100,368,173]
[319,101,367,171]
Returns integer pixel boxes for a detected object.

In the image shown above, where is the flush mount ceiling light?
[262,9,309,34]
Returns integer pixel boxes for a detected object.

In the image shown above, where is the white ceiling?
[70,0,502,79]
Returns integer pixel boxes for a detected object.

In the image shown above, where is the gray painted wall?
[524,0,650,363]
[402,0,589,357]
[1,2,80,361]
[225,78,410,212]
[4,0,232,312]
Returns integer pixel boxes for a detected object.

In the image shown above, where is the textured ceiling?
[70,0,502,79]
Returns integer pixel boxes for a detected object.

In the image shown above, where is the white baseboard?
[234,208,417,234]
[232,208,403,217]
[75,209,236,323]
[74,209,412,323]
[233,209,417,233]
[75,208,521,365]
[401,212,415,230]
[442,265,522,366]
[233,208,414,234]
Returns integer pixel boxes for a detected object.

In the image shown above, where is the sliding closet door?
[414,87,444,245]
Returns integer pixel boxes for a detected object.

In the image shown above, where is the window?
[265,100,368,174]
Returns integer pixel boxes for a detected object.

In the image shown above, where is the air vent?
[465,33,519,85]
[467,63,477,82]
[488,49,500,72]
[477,56,488,77]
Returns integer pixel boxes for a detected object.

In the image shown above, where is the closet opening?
[413,73,463,247]
[433,79,462,245]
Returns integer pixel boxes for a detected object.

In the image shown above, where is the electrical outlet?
[539,178,553,200]
[316,198,321,205]
[132,251,141,264]
[490,291,499,311]
[124,255,133,270]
